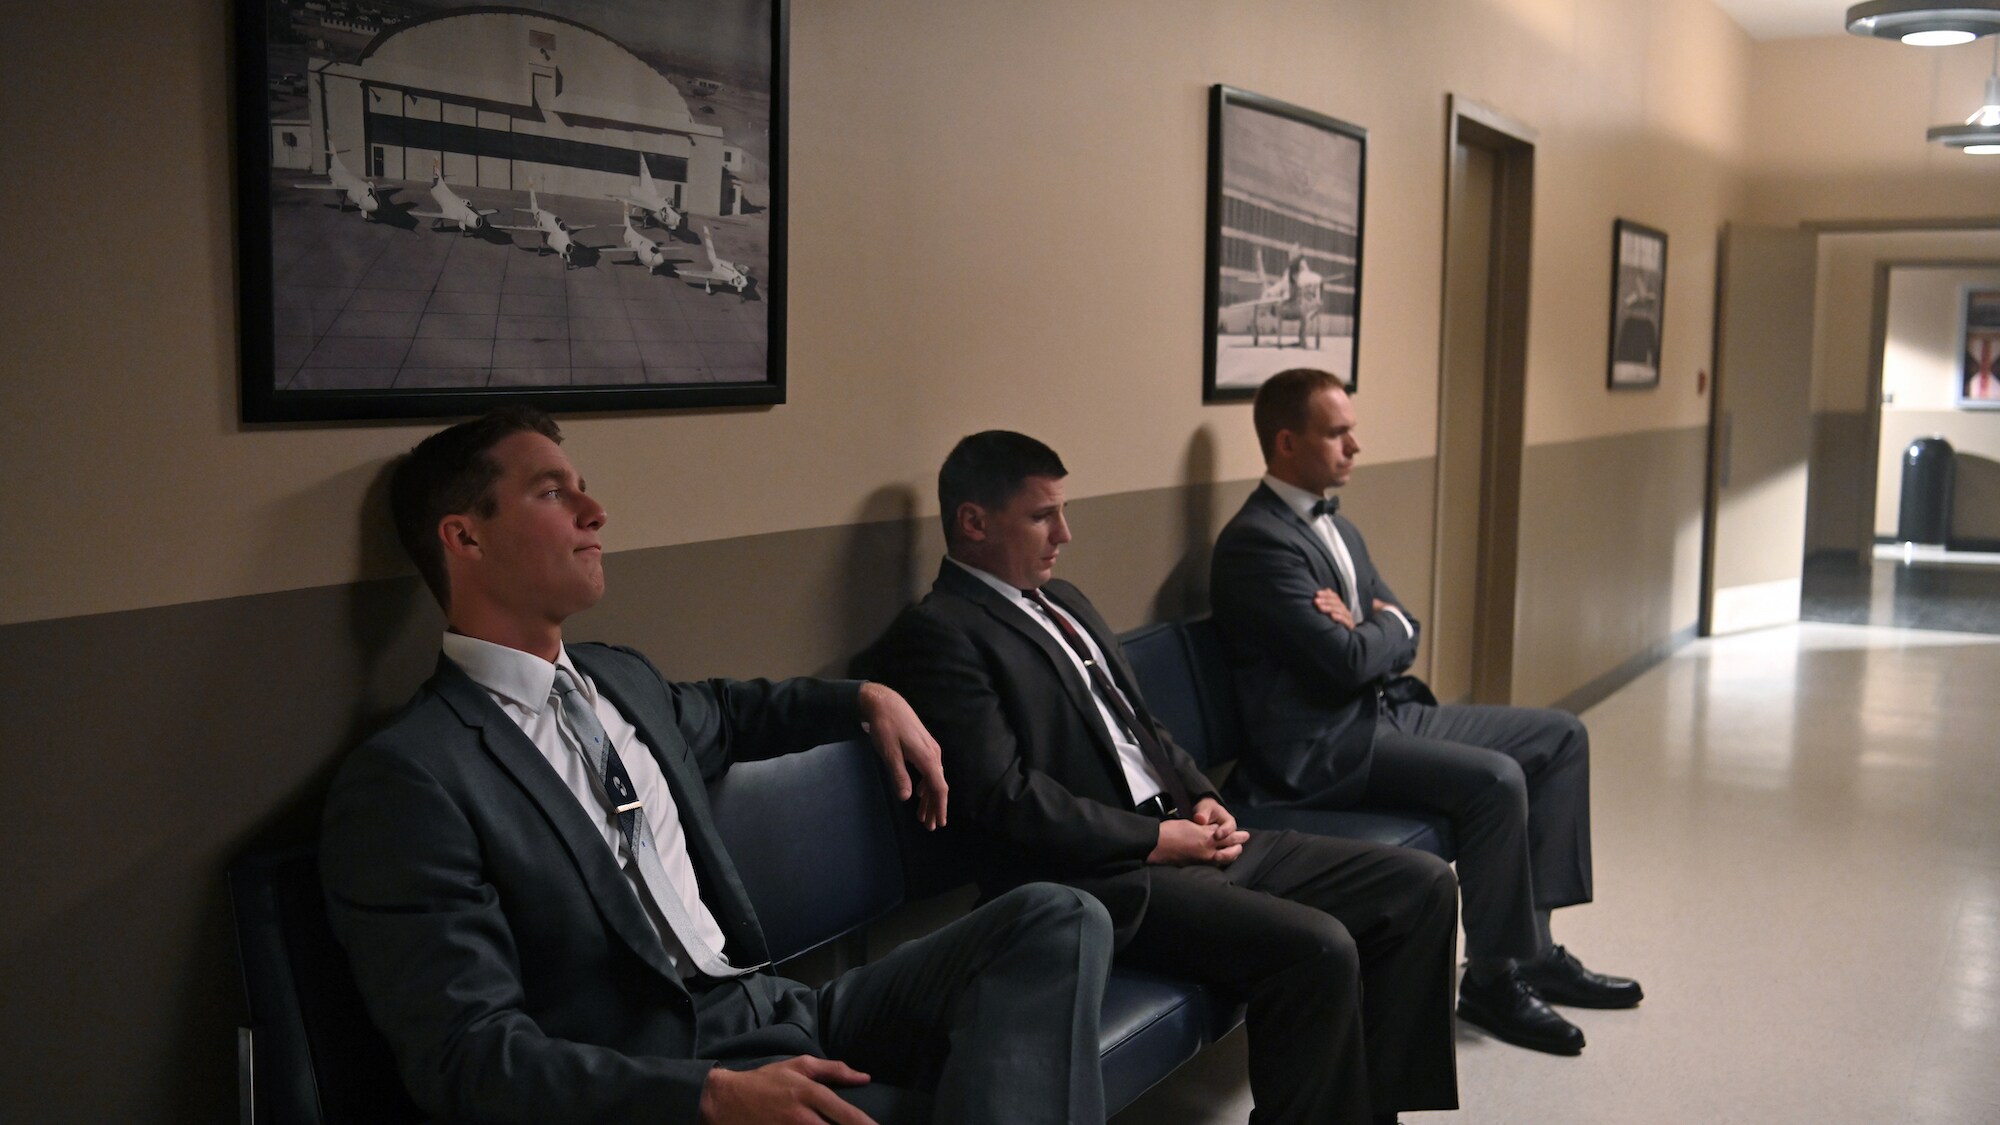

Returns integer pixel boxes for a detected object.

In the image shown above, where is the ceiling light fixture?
[1928,37,2000,151]
[1847,1,2000,45]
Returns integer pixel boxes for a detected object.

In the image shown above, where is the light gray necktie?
[551,668,739,978]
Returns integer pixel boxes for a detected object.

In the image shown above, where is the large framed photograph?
[235,0,786,422]
[1204,85,1366,402]
[1606,219,1666,390]
[1956,287,2000,409]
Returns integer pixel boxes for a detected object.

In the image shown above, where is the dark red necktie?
[1025,588,1194,818]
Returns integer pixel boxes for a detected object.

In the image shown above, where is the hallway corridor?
[1113,623,2000,1124]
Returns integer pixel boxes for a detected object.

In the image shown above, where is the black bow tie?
[1311,497,1340,519]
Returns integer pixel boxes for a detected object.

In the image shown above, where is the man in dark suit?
[1209,368,1644,1058]
[873,431,1460,1125]
[321,408,1114,1125]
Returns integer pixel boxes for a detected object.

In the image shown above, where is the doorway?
[1430,97,1533,705]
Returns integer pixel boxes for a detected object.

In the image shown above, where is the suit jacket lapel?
[1253,483,1346,599]
[572,645,772,971]
[431,656,685,984]
[934,562,1124,765]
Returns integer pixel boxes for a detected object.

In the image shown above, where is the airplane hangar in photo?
[303,8,738,215]
[260,1,773,397]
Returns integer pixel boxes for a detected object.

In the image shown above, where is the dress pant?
[1370,701,1595,961]
[695,883,1114,1125]
[1118,830,1460,1125]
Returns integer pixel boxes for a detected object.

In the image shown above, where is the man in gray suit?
[1209,368,1642,1058]
[320,408,1113,1125]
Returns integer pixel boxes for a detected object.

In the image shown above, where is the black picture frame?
[1955,286,2000,409]
[1606,218,1666,391]
[234,0,788,423]
[1203,85,1367,403]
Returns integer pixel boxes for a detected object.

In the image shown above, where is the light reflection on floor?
[1111,623,2000,1125]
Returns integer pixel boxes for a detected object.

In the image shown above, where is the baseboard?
[1549,624,1698,716]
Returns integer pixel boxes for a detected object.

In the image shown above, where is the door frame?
[1432,95,1534,703]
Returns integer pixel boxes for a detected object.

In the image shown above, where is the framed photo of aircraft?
[234,0,788,422]
[1955,287,2000,408]
[1204,85,1367,402]
[1606,219,1667,390]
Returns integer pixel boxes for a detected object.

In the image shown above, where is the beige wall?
[1802,234,2000,553]
[8,0,1959,1119]
[1874,265,2000,537]
[1746,34,2000,224]
[0,0,1748,629]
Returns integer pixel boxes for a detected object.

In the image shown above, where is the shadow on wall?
[1952,453,2000,545]
[1152,426,1220,621]
[841,484,924,678]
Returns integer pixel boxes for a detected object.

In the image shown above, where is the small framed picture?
[234,0,788,422]
[1956,287,2000,409]
[1204,85,1366,402]
[1606,219,1667,390]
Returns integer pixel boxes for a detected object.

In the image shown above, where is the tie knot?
[552,666,582,699]
[1312,496,1340,519]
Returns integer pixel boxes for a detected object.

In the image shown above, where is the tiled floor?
[1803,551,2000,635]
[1111,623,2000,1124]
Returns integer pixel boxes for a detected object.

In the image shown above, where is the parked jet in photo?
[677,225,751,294]
[498,187,595,268]
[611,156,684,230]
[597,212,673,274]
[1220,244,1323,349]
[410,160,499,234]
[291,149,381,220]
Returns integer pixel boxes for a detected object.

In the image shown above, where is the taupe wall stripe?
[1515,425,1708,709]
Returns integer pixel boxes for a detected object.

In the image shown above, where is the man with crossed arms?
[1209,368,1643,1058]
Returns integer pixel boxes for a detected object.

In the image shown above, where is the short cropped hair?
[938,431,1068,547]
[390,407,562,608]
[1252,368,1346,461]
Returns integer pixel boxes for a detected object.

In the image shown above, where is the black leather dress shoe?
[1517,945,1644,1009]
[1457,968,1585,1055]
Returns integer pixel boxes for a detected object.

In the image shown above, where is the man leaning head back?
[389,405,606,658]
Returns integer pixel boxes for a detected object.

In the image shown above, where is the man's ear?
[953,501,987,545]
[1272,428,1297,462]
[438,514,481,562]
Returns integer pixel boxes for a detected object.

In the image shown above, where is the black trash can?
[1898,436,1955,546]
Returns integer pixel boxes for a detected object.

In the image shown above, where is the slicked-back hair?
[938,431,1068,548]
[1253,368,1347,461]
[390,407,563,609]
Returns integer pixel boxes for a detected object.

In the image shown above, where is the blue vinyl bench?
[230,737,1236,1123]
[1116,617,1457,858]
[228,618,1449,1123]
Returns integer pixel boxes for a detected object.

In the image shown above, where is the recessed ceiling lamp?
[1847,1,2000,45]
[1928,38,2000,152]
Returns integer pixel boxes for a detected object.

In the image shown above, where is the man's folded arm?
[877,613,1160,871]
[321,742,713,1125]
[1212,526,1418,693]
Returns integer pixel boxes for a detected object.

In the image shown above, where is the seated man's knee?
[1484,755,1530,812]
[995,882,1113,952]
[1390,847,1459,916]
[1289,912,1362,985]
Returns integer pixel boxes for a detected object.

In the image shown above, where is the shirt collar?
[440,631,585,714]
[1263,473,1333,523]
[946,555,1037,606]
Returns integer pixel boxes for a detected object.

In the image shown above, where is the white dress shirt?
[441,631,731,975]
[948,557,1165,806]
[1262,475,1413,637]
